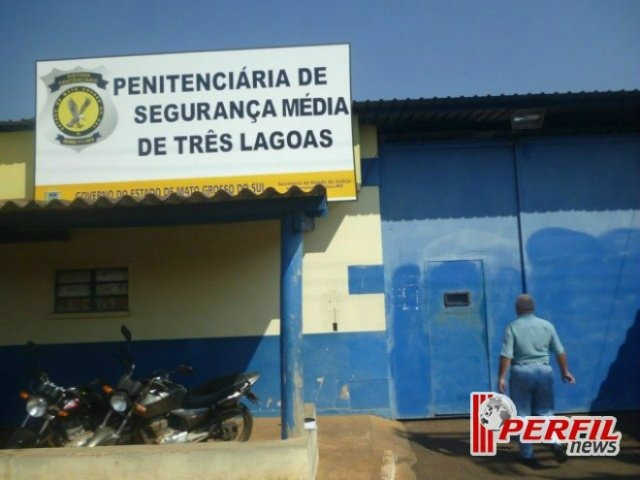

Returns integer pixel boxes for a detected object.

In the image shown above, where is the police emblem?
[39,67,118,151]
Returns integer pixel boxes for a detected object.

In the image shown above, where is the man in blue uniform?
[498,294,576,467]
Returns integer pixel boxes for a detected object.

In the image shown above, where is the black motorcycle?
[6,372,108,448]
[88,326,260,446]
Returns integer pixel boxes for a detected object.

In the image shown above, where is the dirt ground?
[3,411,639,480]
[401,411,640,480]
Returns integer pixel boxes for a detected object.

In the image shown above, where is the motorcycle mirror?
[117,346,134,372]
[121,325,132,343]
[25,341,44,380]
[178,364,195,375]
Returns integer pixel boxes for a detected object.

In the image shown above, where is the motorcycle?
[88,326,260,446]
[6,371,109,448]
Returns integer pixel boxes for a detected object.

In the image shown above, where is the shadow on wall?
[379,137,640,222]
[378,143,519,222]
[0,334,269,428]
[591,310,640,417]
[517,137,640,214]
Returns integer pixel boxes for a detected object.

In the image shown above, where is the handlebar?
[148,364,194,381]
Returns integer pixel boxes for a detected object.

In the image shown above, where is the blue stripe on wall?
[0,331,390,427]
[348,265,385,294]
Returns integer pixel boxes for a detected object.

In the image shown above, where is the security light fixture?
[511,108,545,130]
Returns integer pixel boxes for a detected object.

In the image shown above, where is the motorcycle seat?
[182,373,255,409]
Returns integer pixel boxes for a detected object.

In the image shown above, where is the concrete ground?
[253,414,416,480]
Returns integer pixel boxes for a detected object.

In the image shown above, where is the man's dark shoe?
[519,457,544,470]
[551,445,569,463]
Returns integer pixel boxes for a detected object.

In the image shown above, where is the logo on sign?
[40,67,118,150]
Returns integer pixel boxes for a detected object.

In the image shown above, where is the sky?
[0,0,639,120]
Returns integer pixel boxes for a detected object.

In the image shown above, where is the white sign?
[35,44,355,201]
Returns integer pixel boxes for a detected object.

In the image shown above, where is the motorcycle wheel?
[6,428,40,449]
[211,404,253,442]
[5,427,59,449]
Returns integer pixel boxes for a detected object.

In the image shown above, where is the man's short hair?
[515,294,535,315]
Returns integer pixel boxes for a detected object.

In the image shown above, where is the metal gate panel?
[424,259,491,414]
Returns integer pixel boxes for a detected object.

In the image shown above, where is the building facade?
[1,91,639,426]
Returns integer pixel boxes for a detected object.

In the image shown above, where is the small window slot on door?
[444,291,471,307]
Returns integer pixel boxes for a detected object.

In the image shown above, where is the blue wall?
[0,331,389,428]
[377,141,523,418]
[517,137,640,413]
[378,135,640,418]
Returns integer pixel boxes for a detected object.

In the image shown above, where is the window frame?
[54,267,129,314]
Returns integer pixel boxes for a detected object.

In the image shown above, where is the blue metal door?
[425,260,491,414]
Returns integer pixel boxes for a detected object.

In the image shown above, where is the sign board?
[35,44,355,201]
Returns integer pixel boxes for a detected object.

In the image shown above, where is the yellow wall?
[359,125,378,159]
[303,186,385,333]
[0,222,281,345]
[0,131,34,200]
[0,184,385,346]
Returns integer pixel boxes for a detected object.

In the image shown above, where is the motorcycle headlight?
[26,396,48,417]
[110,393,129,413]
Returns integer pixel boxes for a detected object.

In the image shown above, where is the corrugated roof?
[353,90,640,142]
[0,186,328,241]
[4,90,639,135]
[0,185,325,212]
